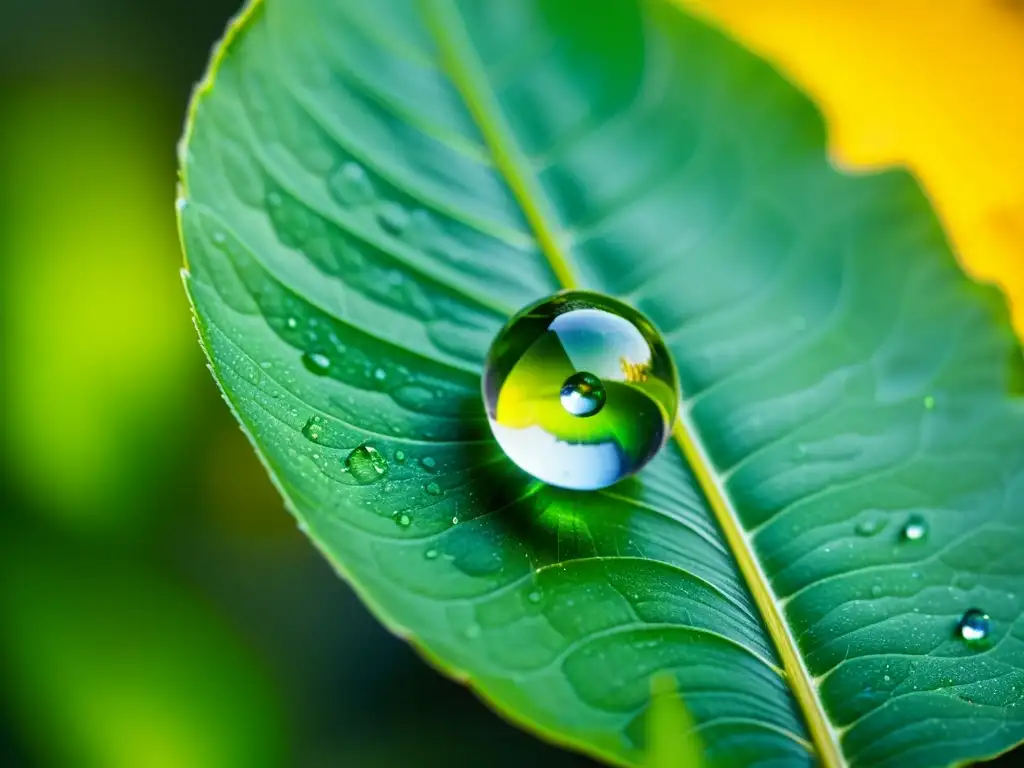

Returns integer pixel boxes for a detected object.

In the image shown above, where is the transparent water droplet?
[957,609,991,646]
[213,231,226,244]
[901,515,928,542]
[923,395,936,410]
[393,512,411,528]
[421,456,437,471]
[856,516,886,537]
[883,674,891,682]
[395,450,406,464]
[451,516,459,525]
[527,590,542,604]
[871,585,883,597]
[328,161,374,206]
[559,371,606,417]
[344,444,388,484]
[425,481,441,496]
[286,317,298,329]
[378,202,409,235]
[483,291,678,490]
[301,416,323,442]
[424,548,439,560]
[301,352,331,375]
[373,367,387,382]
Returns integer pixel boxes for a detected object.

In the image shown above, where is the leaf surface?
[179,1,1024,765]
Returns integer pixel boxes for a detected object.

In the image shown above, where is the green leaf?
[178,0,1024,766]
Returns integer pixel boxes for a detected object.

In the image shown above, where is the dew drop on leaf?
[286,317,298,329]
[344,444,388,485]
[327,161,373,206]
[301,416,322,442]
[482,290,679,490]
[378,201,409,235]
[421,456,436,471]
[394,450,406,464]
[301,352,331,375]
[900,515,928,542]
[425,481,441,496]
[424,548,439,560]
[957,609,991,646]
[527,590,542,604]
[393,512,411,528]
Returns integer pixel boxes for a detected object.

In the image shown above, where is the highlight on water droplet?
[344,444,388,485]
[286,317,298,329]
[900,514,928,542]
[957,608,991,646]
[482,290,679,490]
[393,512,411,528]
[559,371,606,417]
[301,352,331,375]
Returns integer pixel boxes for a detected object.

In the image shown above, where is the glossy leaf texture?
[178,1,1024,766]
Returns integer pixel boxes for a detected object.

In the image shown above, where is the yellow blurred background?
[1,1,1020,767]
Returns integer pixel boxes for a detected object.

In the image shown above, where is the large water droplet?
[328,161,374,206]
[559,371,606,417]
[901,515,928,542]
[957,609,991,646]
[344,444,388,484]
[301,352,331,375]
[482,291,678,490]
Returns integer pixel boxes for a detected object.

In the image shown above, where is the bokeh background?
[1,1,1021,766]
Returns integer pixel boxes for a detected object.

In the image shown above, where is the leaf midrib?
[420,1,844,765]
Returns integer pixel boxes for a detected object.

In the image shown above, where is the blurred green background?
[0,2,595,765]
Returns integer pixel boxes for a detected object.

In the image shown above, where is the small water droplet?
[378,202,409,235]
[393,512,411,528]
[421,456,437,471]
[344,444,388,485]
[856,516,886,537]
[901,515,928,542]
[395,450,406,464]
[373,367,387,382]
[301,352,331,375]
[328,161,374,205]
[559,371,606,417]
[527,591,542,604]
[957,609,991,646]
[464,624,481,640]
[301,416,323,442]
[871,585,883,597]
[924,395,936,410]
[883,674,891,682]
[213,231,226,244]
[425,481,441,496]
[451,516,459,525]
[424,548,439,560]
[286,317,298,329]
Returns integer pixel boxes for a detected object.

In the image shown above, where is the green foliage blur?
[0,2,596,765]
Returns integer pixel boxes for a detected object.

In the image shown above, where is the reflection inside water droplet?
[344,444,388,484]
[957,608,991,646]
[482,291,678,490]
[559,371,606,417]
